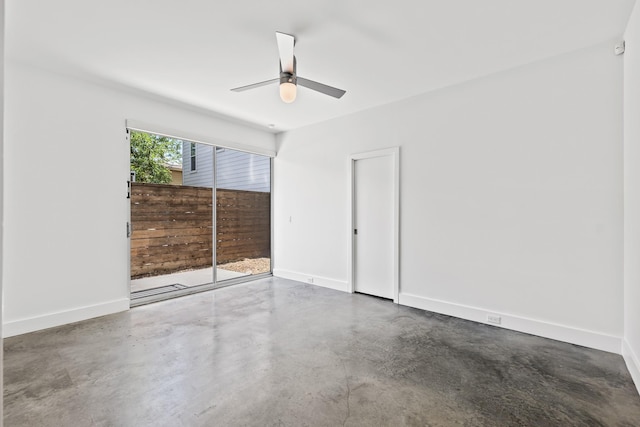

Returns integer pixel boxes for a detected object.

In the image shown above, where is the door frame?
[348,147,400,303]
[126,121,275,306]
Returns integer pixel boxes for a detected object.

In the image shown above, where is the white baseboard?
[399,293,622,354]
[273,269,350,293]
[623,339,640,395]
[3,298,130,337]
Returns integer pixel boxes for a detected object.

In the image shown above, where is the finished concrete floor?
[4,278,640,426]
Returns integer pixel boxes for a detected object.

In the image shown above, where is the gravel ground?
[218,257,271,275]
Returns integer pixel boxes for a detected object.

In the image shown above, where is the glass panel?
[130,132,214,297]
[215,148,271,281]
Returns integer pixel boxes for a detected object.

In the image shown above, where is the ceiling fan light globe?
[280,82,297,103]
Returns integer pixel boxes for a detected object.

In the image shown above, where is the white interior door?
[354,152,395,299]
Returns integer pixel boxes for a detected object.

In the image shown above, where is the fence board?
[130,183,270,278]
[132,235,212,248]
[131,227,213,239]
[132,242,213,257]
[131,258,213,277]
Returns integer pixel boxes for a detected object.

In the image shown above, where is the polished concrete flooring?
[4,278,640,426]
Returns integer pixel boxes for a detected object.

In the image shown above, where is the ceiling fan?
[231,32,346,103]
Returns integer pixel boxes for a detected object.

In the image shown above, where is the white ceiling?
[7,0,636,132]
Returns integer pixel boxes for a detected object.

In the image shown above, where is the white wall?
[275,40,624,353]
[624,0,640,393]
[3,61,275,336]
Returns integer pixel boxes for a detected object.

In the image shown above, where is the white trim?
[273,269,349,293]
[125,119,276,158]
[270,157,275,275]
[399,292,622,354]
[212,145,217,284]
[126,127,133,302]
[623,339,640,395]
[349,147,400,303]
[3,298,130,337]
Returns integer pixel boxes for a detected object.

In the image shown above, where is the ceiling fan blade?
[297,77,346,99]
[230,78,279,92]
[276,31,295,73]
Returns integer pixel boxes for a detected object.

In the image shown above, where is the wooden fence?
[130,182,270,278]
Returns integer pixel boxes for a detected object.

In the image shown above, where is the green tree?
[130,131,182,184]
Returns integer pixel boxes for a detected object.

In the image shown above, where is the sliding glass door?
[129,130,272,304]
[215,148,271,282]
[130,137,214,299]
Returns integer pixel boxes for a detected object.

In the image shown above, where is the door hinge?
[354,229,358,235]
[127,222,132,238]
[127,180,131,199]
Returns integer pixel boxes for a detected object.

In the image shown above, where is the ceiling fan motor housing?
[280,56,297,85]
[280,72,297,86]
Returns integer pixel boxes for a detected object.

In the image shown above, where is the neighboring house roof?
[164,163,183,172]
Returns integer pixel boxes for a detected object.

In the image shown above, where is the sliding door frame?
[126,121,274,307]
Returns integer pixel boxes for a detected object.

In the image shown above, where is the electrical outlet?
[487,314,502,325]
[307,277,314,284]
